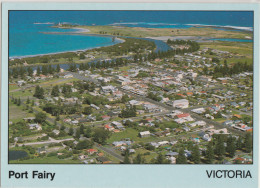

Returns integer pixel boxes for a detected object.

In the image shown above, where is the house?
[129,149,136,153]
[172,99,189,109]
[233,157,246,164]
[104,124,114,131]
[64,74,73,78]
[143,104,161,113]
[96,157,112,164]
[111,121,124,129]
[139,131,151,138]
[223,120,233,126]
[165,152,179,157]
[120,146,127,151]
[117,76,132,85]
[14,137,22,142]
[90,104,100,110]
[184,150,192,158]
[176,113,190,119]
[129,100,141,106]
[202,134,212,141]
[158,141,169,146]
[166,156,176,164]
[189,121,206,127]
[71,120,79,125]
[17,80,26,87]
[52,129,60,135]
[208,128,228,134]
[28,123,42,131]
[86,149,98,155]
[23,117,36,122]
[78,155,88,160]
[102,115,110,121]
[101,85,117,93]
[233,114,242,119]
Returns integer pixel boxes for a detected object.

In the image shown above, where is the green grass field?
[9,156,82,164]
[107,128,162,144]
[68,25,252,39]
[200,42,253,64]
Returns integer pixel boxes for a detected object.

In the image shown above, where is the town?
[9,28,253,164]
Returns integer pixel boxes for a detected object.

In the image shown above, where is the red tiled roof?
[87,149,97,153]
[176,113,190,118]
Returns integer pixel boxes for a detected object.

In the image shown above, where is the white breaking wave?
[185,24,253,31]
[33,22,54,25]
[110,22,178,26]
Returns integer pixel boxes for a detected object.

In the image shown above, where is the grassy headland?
[54,25,253,39]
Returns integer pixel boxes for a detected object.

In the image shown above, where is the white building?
[172,99,189,109]
[139,131,151,138]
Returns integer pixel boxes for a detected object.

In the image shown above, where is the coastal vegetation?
[68,25,252,39]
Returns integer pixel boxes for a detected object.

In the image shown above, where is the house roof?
[87,149,97,153]
[176,113,190,118]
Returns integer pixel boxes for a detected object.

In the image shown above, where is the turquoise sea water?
[9,11,253,58]
[209,38,253,42]
[9,24,121,58]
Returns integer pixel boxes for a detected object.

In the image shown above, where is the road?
[12,138,74,147]
[94,143,124,162]
[9,77,74,93]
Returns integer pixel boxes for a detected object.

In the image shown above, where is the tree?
[236,136,243,150]
[17,97,21,106]
[84,127,92,138]
[36,66,41,76]
[123,149,131,164]
[34,85,44,99]
[155,153,164,164]
[121,94,130,103]
[51,85,59,97]
[176,148,187,164]
[35,112,47,123]
[205,142,214,164]
[215,135,225,161]
[75,128,81,139]
[120,105,136,118]
[191,145,200,164]
[83,107,92,115]
[244,133,252,153]
[56,64,60,73]
[68,127,74,136]
[75,140,93,150]
[79,53,85,59]
[226,135,236,157]
[27,67,33,77]
[80,124,84,134]
[92,128,111,145]
[133,153,145,164]
[26,97,30,104]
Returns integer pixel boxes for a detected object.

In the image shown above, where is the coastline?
[9,33,125,60]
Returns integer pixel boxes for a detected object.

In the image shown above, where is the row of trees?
[166,39,200,52]
[92,38,156,56]
[147,92,162,102]
[69,57,131,73]
[67,126,111,145]
[204,60,253,77]
[176,133,253,164]
[120,105,137,118]
[9,64,61,79]
[9,52,78,66]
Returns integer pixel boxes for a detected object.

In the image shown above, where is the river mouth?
[9,150,29,161]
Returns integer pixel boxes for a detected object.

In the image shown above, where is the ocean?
[9,11,253,58]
